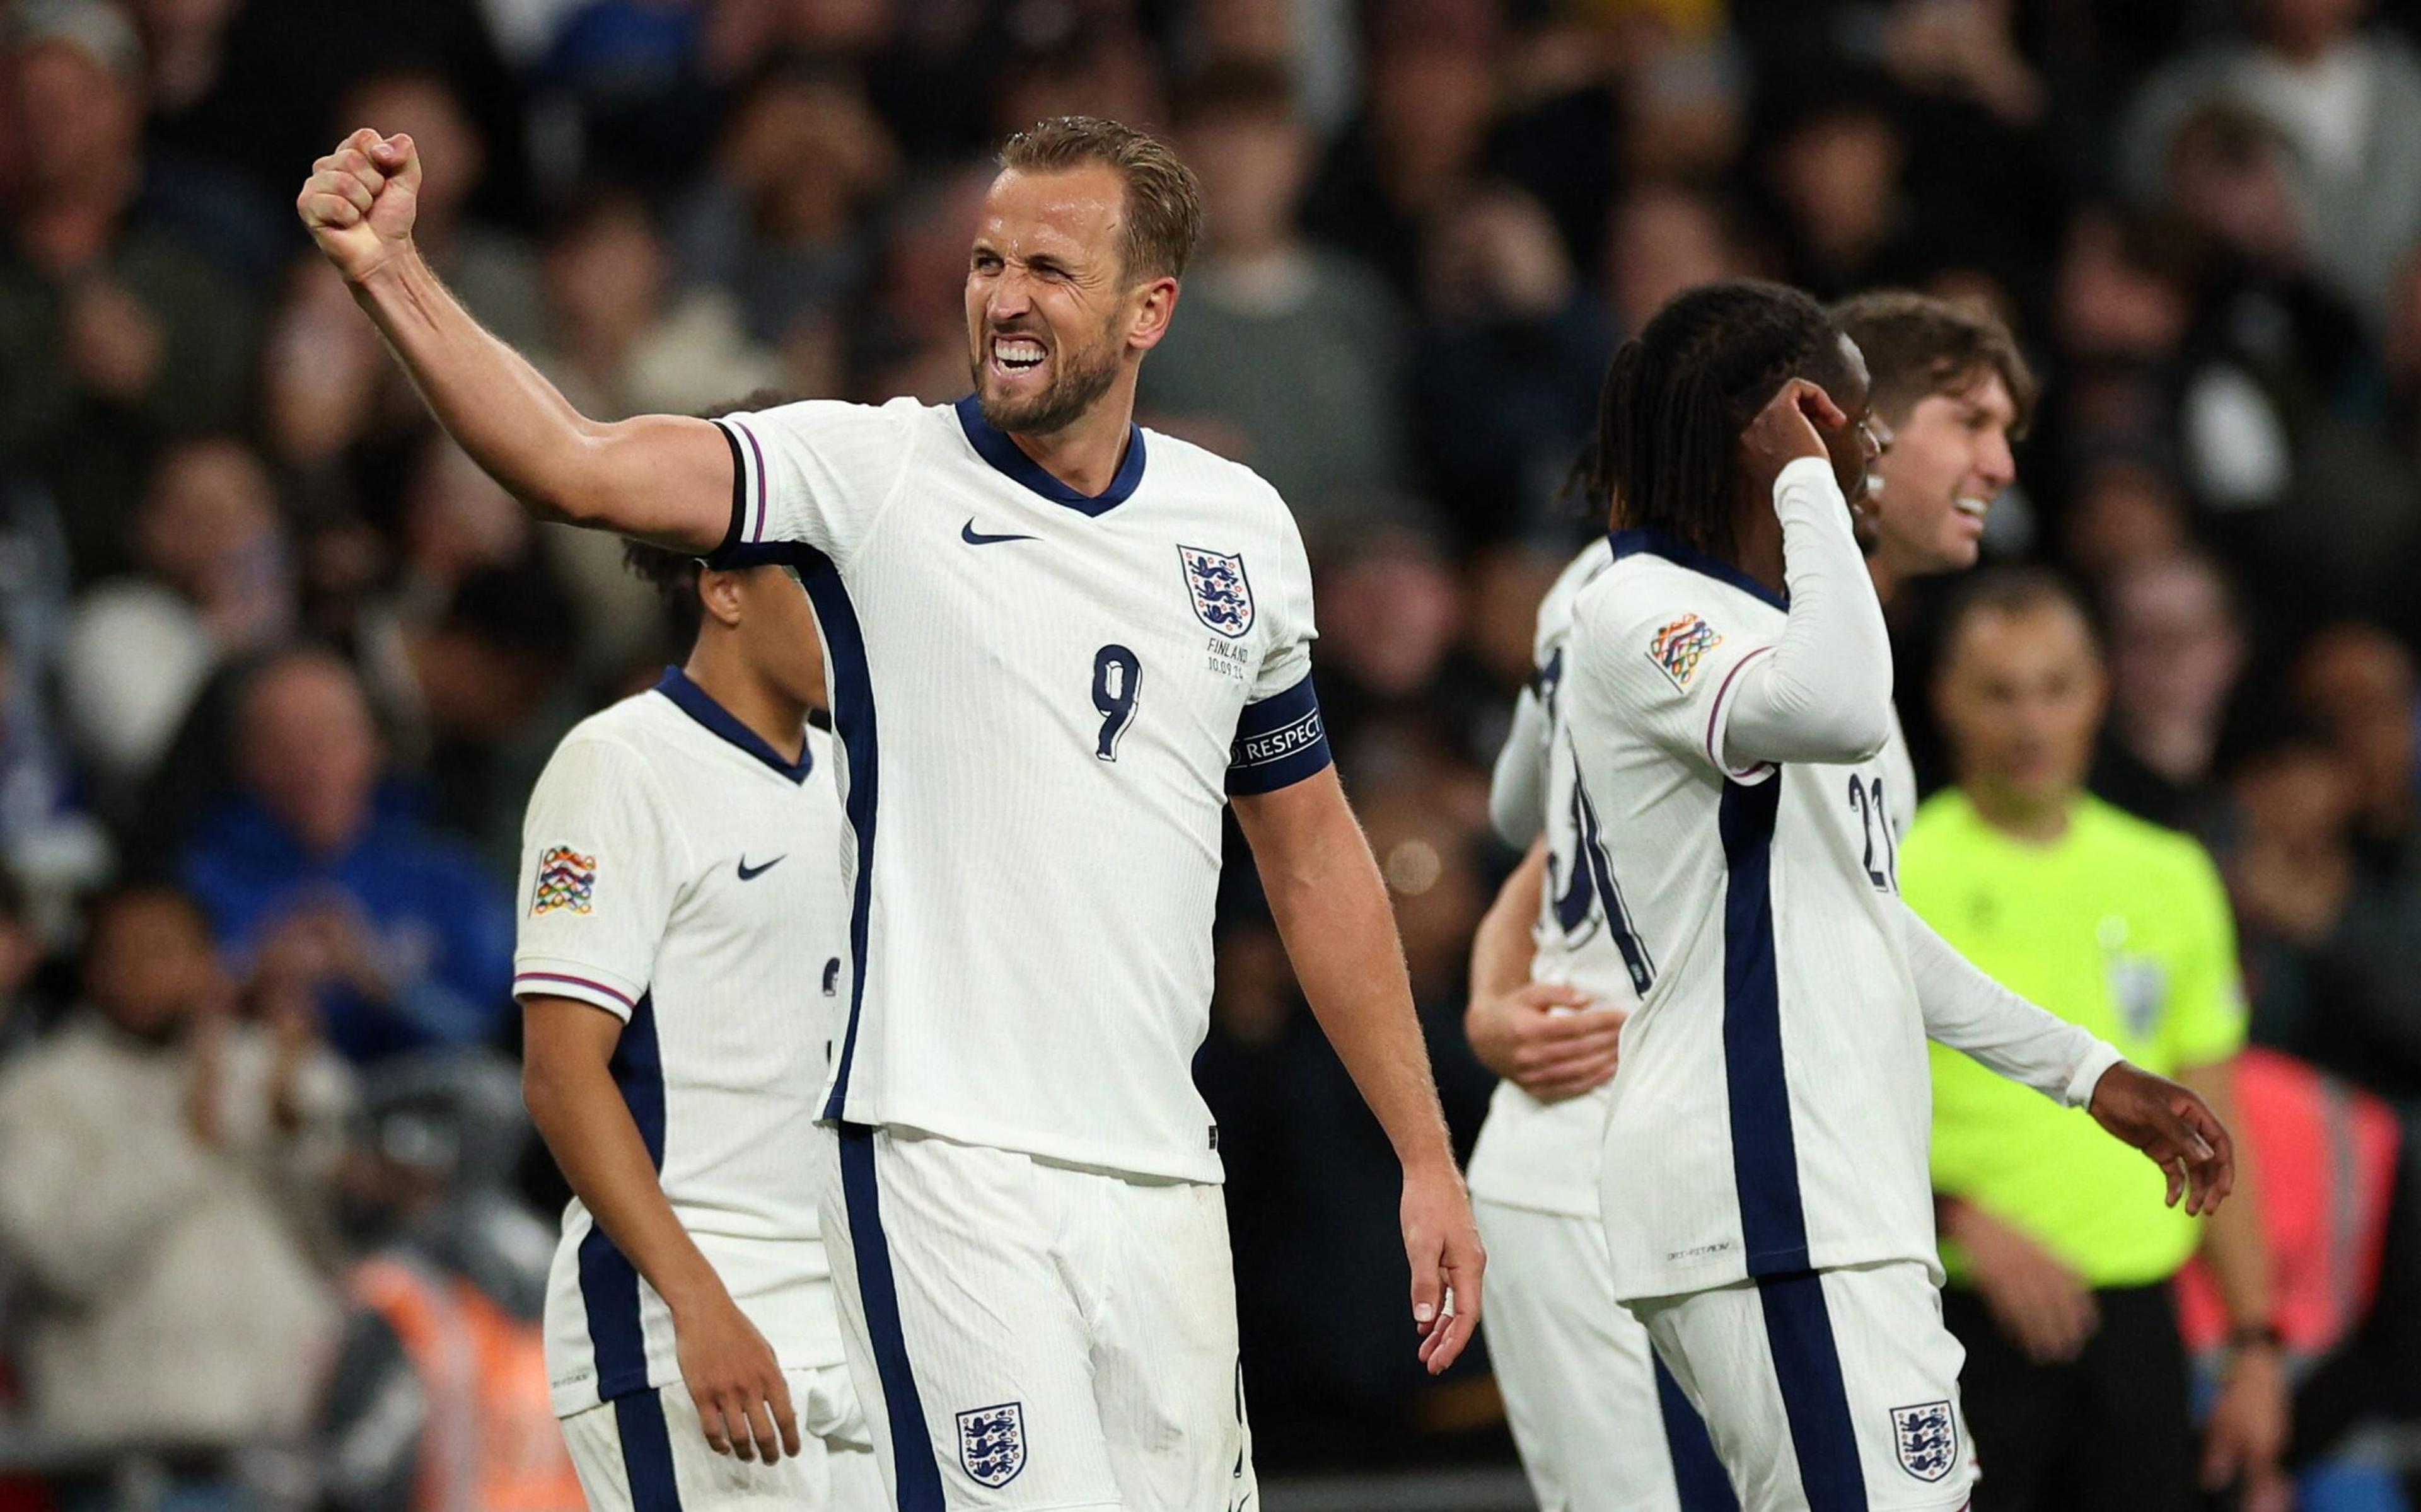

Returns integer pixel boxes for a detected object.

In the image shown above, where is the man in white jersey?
[299,114,1482,1510]
[1466,290,2036,1512]
[520,537,878,1509]
[1555,280,2231,1512]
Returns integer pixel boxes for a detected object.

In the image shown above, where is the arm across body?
[1717,458,1896,770]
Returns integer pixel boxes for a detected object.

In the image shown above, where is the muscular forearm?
[1243,781,1456,1170]
[2182,1061,2273,1332]
[350,251,724,550]
[1722,459,1895,767]
[1902,901,2122,1105]
[522,1021,726,1315]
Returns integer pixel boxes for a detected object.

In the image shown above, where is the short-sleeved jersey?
[1905,791,2247,1287]
[515,672,849,1415]
[712,396,1329,1182]
[1567,528,1936,1301]
[1466,538,1625,1219]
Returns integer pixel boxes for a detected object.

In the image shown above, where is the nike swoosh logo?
[736,855,786,881]
[961,519,1038,545]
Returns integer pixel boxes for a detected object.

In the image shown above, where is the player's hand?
[1738,377,1847,500]
[2086,1061,2235,1216]
[1402,1160,1484,1376]
[1942,1199,2098,1363]
[2201,1337,2290,1492]
[298,129,422,284]
[672,1290,801,1463]
[1465,983,1625,1101]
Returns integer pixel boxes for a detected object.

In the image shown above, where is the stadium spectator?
[59,438,291,803]
[1905,571,2288,1510]
[0,0,258,583]
[2122,0,2421,328]
[670,62,895,354]
[179,650,514,1065]
[1410,183,1611,549]
[0,884,351,1498]
[2089,551,2248,836]
[1144,62,1412,524]
[0,877,45,1069]
[316,1053,578,1512]
[533,188,780,423]
[1300,36,1497,298]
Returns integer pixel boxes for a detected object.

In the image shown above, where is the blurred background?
[6,0,2421,1506]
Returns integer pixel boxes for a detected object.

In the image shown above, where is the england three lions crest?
[1180,546,1255,637]
[957,1402,1025,1488]
[1891,1400,1958,1483]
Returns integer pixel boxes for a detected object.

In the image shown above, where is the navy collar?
[1606,528,1789,611]
[953,395,1146,516]
[654,668,815,783]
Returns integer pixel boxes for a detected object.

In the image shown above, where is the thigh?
[818,1122,1120,1510]
[1636,1265,1973,1512]
[1086,1172,1252,1512]
[2072,1288,2193,1512]
[1939,1286,2070,1512]
[1478,1200,1734,1512]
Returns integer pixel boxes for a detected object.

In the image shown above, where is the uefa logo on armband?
[1646,613,1722,690]
[530,846,596,916]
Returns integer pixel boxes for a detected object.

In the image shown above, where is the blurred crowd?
[9,0,2421,1503]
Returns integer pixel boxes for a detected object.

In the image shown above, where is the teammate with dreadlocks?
[1539,280,2234,1510]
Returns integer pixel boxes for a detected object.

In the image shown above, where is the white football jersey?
[1465,538,1627,1220]
[516,674,851,1415]
[1564,531,1936,1301]
[712,397,1327,1182]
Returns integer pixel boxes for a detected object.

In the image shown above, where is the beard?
[970,323,1122,436]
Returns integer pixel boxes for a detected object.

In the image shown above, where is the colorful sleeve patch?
[1646,613,1723,690]
[531,846,597,916]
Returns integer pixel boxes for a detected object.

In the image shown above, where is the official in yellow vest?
[1902,569,2287,1511]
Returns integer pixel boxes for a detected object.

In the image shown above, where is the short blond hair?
[999,115,1204,282]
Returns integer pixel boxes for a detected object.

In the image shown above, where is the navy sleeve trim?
[708,420,747,565]
[1227,673,1333,795]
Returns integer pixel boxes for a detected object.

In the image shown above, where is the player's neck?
[1964,782,2076,845]
[1004,374,1141,497]
[1866,557,1900,608]
[683,640,808,765]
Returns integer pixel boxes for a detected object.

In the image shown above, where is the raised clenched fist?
[297,129,422,284]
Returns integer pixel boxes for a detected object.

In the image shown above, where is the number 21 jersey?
[714,396,1329,1183]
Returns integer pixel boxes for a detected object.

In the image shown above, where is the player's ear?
[697,567,745,630]
[1126,275,1180,354]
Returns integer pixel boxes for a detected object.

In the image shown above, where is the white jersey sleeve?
[1567,577,1785,785]
[1716,458,1895,770]
[513,734,690,1019]
[1487,538,1614,846]
[1227,505,1330,795]
[1900,899,2124,1106]
[712,398,927,566]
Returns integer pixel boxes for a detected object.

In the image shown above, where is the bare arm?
[1233,768,1485,1373]
[521,997,800,1463]
[1463,838,1618,1100]
[2180,1059,2289,1492]
[298,130,730,550]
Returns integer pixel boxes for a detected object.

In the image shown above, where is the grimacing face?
[1937,602,2108,816]
[965,163,1160,436]
[1867,371,2019,580]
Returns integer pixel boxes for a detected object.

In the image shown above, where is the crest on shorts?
[957,1402,1025,1488]
[1891,1400,1958,1482]
[1179,546,1255,637]
[530,846,596,916]
[1646,613,1722,690]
